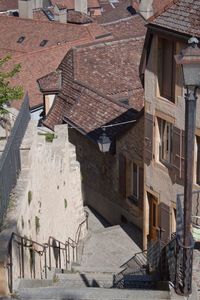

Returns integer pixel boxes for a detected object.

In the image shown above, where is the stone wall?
[0,122,86,295]
[69,115,144,230]
[17,124,85,243]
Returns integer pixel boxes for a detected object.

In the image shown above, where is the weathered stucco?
[0,122,86,295]
[143,33,200,247]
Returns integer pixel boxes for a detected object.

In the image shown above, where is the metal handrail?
[7,232,47,293]
[47,237,68,271]
[65,210,89,264]
[7,209,89,292]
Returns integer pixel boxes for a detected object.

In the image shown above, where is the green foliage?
[38,131,55,142]
[28,190,32,205]
[45,132,55,142]
[64,198,67,209]
[0,55,23,114]
[35,216,40,234]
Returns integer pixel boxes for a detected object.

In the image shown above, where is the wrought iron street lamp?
[175,37,200,246]
[97,127,111,153]
[174,37,200,295]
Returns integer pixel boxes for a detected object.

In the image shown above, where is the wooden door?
[148,193,158,241]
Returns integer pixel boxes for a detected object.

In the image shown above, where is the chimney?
[75,0,87,15]
[139,0,154,19]
[18,0,33,18]
[54,4,67,23]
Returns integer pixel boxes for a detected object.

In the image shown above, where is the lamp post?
[175,37,200,295]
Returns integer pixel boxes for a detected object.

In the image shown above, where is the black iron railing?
[113,250,147,288]
[7,233,47,293]
[7,210,89,292]
[146,191,200,296]
[0,94,30,227]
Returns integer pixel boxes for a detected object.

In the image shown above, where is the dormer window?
[40,40,48,47]
[17,36,25,44]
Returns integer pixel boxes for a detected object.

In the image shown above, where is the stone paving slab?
[17,286,170,300]
[78,224,141,273]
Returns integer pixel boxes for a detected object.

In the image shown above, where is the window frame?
[196,135,200,185]
[158,118,173,165]
[127,161,140,205]
[157,37,176,103]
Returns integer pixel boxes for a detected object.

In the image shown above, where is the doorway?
[147,192,158,240]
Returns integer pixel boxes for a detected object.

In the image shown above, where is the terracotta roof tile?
[102,15,146,39]
[73,36,145,110]
[43,37,144,136]
[67,10,93,23]
[96,0,132,24]
[0,15,109,109]
[0,15,92,53]
[38,70,62,92]
[50,0,100,9]
[0,0,18,11]
[149,0,200,37]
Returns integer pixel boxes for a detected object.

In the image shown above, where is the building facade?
[142,0,200,248]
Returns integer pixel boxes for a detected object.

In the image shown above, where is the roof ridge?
[73,35,145,52]
[147,0,180,23]
[102,15,135,26]
[0,14,83,28]
[12,43,71,58]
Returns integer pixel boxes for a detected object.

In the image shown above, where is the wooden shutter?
[139,167,144,210]
[159,202,170,243]
[119,154,126,197]
[172,126,181,176]
[171,126,184,185]
[144,113,154,165]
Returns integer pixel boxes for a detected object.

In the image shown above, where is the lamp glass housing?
[97,132,111,153]
[182,63,200,87]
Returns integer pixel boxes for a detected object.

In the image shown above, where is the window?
[158,38,176,102]
[171,207,176,233]
[132,162,139,199]
[158,118,173,164]
[196,136,200,185]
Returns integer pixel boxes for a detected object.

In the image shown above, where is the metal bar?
[183,88,197,247]
[21,237,24,278]
[44,247,47,279]
[59,242,61,269]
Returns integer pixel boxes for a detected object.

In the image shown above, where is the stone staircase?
[12,207,170,300]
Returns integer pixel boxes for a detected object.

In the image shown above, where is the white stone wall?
[0,122,86,293]
[17,124,85,243]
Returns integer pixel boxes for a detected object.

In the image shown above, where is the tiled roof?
[73,36,145,110]
[43,37,144,137]
[6,44,72,109]
[64,88,138,141]
[0,16,93,53]
[150,0,200,37]
[67,10,93,23]
[38,70,62,92]
[50,0,100,9]
[0,0,18,11]
[152,0,173,14]
[102,15,146,39]
[96,0,132,24]
[0,15,110,109]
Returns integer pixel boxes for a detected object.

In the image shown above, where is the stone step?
[54,272,114,288]
[17,279,53,289]
[17,286,170,300]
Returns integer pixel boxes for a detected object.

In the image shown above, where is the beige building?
[142,1,200,248]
